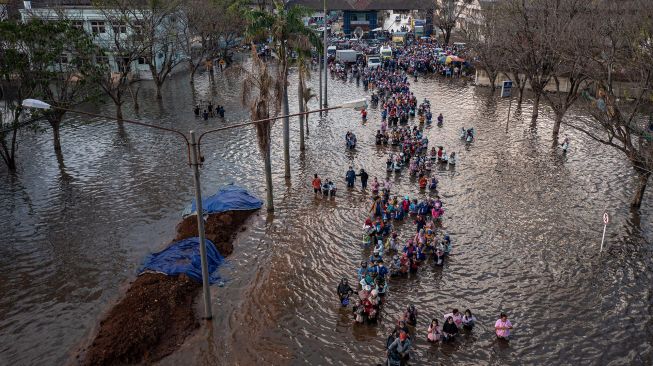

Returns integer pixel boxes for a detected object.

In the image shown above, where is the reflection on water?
[1,62,651,366]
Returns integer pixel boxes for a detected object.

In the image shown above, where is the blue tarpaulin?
[184,184,263,217]
[140,237,224,284]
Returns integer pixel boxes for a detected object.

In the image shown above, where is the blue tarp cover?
[140,237,224,284]
[186,184,263,216]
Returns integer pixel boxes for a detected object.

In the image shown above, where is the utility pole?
[190,131,212,320]
[319,27,323,117]
[323,0,328,108]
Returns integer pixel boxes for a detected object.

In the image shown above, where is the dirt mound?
[83,274,200,366]
[174,210,255,256]
[81,210,256,366]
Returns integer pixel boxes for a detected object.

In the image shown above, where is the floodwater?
[1,60,652,366]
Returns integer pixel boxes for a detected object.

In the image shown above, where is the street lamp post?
[22,97,366,321]
[323,0,328,109]
[22,99,214,318]
[189,130,212,319]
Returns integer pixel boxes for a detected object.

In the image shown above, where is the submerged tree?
[24,20,100,164]
[0,21,41,171]
[462,0,503,92]
[241,45,282,211]
[434,0,472,45]
[566,0,653,209]
[246,1,321,178]
[97,0,184,100]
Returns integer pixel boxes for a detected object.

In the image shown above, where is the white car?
[367,56,382,69]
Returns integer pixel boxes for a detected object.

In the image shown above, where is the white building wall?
[19,6,186,79]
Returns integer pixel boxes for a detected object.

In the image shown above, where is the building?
[456,0,497,37]
[0,0,9,20]
[19,0,186,79]
[286,0,434,36]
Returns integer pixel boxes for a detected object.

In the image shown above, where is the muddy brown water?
[1,62,651,365]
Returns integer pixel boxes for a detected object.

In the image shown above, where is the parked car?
[366,55,382,69]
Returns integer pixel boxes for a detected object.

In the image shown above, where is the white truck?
[335,49,358,63]
[380,45,393,60]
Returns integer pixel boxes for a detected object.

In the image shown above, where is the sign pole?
[501,80,513,132]
[505,95,512,132]
[600,212,609,253]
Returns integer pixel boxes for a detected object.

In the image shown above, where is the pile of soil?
[174,210,255,256]
[81,209,256,366]
[83,274,200,365]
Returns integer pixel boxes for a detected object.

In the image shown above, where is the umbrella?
[372,27,383,32]
[438,56,447,63]
[450,56,465,63]
[445,56,453,65]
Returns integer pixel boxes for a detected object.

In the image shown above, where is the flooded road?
[1,62,651,365]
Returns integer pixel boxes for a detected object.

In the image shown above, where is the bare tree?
[98,0,184,100]
[434,0,472,46]
[541,0,593,144]
[500,0,559,126]
[566,0,653,208]
[462,0,502,92]
[179,0,216,84]
[88,1,152,120]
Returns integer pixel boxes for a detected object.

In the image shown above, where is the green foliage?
[244,1,322,55]
[0,19,100,114]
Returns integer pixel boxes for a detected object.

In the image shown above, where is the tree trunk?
[517,85,525,106]
[50,119,62,154]
[188,61,196,85]
[50,118,65,169]
[531,91,541,125]
[0,130,17,172]
[115,102,124,121]
[155,79,163,100]
[128,85,140,111]
[6,127,18,171]
[263,141,274,212]
[552,110,564,146]
[305,104,310,135]
[282,81,291,178]
[631,170,650,209]
[298,75,305,151]
[444,28,452,45]
[489,72,497,92]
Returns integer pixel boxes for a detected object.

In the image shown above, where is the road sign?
[501,80,513,98]
[603,212,609,225]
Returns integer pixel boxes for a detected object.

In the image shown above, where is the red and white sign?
[603,212,609,225]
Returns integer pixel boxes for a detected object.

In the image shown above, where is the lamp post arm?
[196,105,342,158]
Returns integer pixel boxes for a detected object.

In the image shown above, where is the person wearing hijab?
[442,316,459,342]
[404,304,418,326]
[336,278,353,306]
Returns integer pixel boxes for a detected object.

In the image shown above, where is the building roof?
[26,0,92,8]
[286,0,433,11]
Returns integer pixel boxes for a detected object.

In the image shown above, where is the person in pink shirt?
[495,313,513,340]
[443,308,463,328]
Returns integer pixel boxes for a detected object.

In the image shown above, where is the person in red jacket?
[311,174,322,195]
